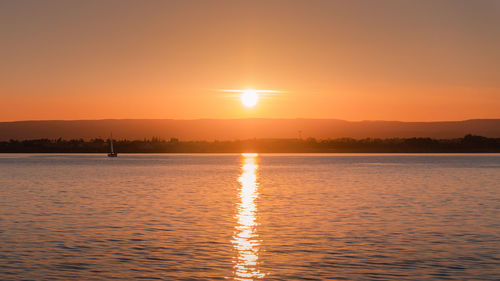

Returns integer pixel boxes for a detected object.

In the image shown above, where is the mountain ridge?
[1,118,499,140]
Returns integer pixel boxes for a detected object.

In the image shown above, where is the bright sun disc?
[241,90,258,108]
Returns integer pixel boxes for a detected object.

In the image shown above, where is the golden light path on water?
[232,153,265,280]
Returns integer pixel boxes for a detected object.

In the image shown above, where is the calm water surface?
[0,154,499,280]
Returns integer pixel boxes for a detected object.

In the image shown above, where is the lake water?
[0,154,499,280]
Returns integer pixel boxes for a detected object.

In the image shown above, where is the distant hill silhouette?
[0,119,499,141]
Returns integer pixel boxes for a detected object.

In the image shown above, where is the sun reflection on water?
[232,153,265,280]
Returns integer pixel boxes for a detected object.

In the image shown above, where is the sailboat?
[108,133,118,157]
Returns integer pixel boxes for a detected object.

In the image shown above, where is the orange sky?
[1,0,499,122]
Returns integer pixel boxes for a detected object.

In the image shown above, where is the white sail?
[110,133,114,154]
[108,133,117,156]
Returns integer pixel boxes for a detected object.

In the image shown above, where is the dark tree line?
[0,135,499,153]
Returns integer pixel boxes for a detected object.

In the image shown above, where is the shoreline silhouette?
[1,135,499,153]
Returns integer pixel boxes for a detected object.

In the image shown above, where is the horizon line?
[2,117,500,123]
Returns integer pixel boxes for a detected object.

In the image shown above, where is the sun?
[219,88,281,107]
[241,90,258,108]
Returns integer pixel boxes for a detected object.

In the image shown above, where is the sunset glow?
[1,1,499,121]
[1,2,499,280]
